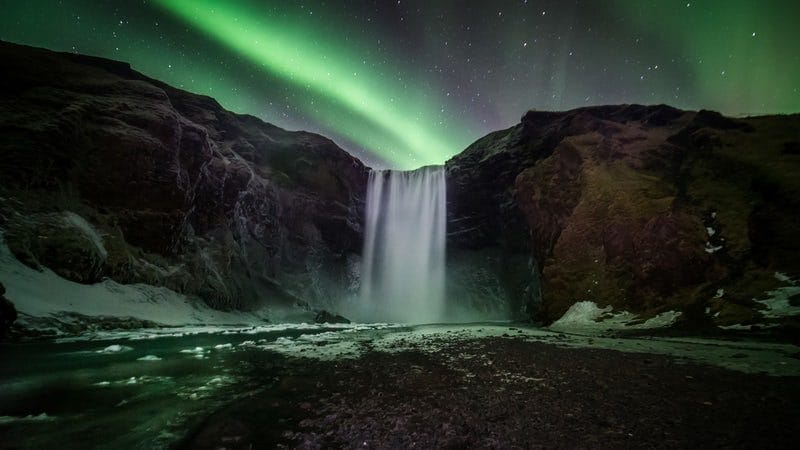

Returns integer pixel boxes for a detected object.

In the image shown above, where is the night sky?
[1,0,798,168]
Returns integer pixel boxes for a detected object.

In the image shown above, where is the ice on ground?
[180,347,206,355]
[137,355,162,361]
[53,322,401,343]
[97,344,133,354]
[718,324,757,331]
[175,375,235,402]
[755,286,800,318]
[774,271,797,285]
[96,376,171,387]
[206,375,231,386]
[378,324,800,376]
[180,347,207,359]
[547,301,681,333]
[245,323,407,361]
[0,413,56,424]
[255,333,364,361]
[549,301,611,330]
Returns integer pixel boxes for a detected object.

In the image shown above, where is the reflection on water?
[1,322,798,449]
[0,324,383,450]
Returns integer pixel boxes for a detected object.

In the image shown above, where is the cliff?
[447,104,800,328]
[0,41,367,323]
[3,41,798,333]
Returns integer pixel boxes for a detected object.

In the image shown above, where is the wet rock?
[5,211,108,283]
[314,310,350,324]
[0,283,18,339]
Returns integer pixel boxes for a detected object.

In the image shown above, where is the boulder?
[314,310,351,324]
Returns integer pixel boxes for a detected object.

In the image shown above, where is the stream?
[1,323,798,449]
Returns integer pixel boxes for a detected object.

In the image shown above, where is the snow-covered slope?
[0,233,271,335]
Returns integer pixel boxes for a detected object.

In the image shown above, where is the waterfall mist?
[357,166,446,323]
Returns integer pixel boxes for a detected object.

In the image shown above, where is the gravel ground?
[180,336,800,449]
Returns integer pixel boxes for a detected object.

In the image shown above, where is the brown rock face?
[0,41,367,313]
[447,105,800,324]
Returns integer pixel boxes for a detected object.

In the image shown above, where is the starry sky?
[1,0,798,169]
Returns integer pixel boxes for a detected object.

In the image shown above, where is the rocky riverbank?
[180,331,800,449]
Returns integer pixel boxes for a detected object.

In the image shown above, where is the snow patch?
[52,322,399,343]
[96,344,132,354]
[0,413,56,424]
[0,233,270,333]
[137,355,162,361]
[549,301,611,329]
[180,346,206,359]
[548,301,681,333]
[255,332,363,360]
[774,272,797,285]
[755,286,800,318]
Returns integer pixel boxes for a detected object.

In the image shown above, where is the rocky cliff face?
[3,42,798,331]
[447,105,800,327]
[0,41,367,317]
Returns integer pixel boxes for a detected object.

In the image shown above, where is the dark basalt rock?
[0,41,368,313]
[0,283,17,339]
[447,104,800,325]
[313,310,351,324]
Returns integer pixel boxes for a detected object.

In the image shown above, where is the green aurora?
[152,0,458,169]
[0,0,797,168]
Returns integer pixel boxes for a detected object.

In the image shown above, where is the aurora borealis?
[1,0,798,168]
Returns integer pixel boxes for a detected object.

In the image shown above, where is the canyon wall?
[447,105,800,327]
[3,41,799,330]
[0,41,367,318]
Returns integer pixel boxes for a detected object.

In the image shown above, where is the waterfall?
[358,166,446,323]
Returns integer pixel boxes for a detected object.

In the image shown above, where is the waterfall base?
[357,166,446,323]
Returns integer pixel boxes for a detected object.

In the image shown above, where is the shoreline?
[180,334,800,449]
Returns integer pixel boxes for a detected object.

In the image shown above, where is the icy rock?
[97,344,133,354]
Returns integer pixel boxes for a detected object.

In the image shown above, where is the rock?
[0,283,18,338]
[0,41,367,315]
[5,211,108,283]
[313,310,350,324]
[447,104,800,325]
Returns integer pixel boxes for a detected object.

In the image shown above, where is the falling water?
[359,166,447,323]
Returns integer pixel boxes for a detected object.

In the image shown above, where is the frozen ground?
[1,321,798,449]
